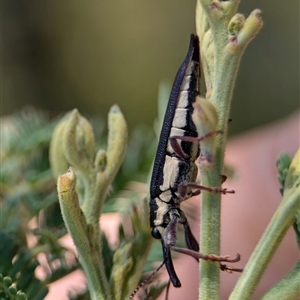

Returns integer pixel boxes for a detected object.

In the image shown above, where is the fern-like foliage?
[0,273,27,300]
[0,232,48,300]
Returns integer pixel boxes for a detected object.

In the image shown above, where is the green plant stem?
[197,5,241,300]
[199,51,242,299]
[196,1,263,299]
[229,188,300,300]
[57,167,111,300]
[198,174,221,300]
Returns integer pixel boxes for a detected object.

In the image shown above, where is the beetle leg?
[169,246,241,265]
[181,215,199,254]
[169,136,188,160]
[179,182,234,195]
[220,263,243,273]
[171,130,223,145]
[220,174,227,183]
[164,210,179,247]
[162,240,181,287]
[191,189,201,197]
[162,211,182,287]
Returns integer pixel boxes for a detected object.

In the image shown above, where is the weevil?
[130,34,241,299]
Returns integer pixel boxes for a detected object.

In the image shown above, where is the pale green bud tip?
[192,96,219,136]
[49,112,72,178]
[228,14,245,36]
[203,0,240,19]
[94,149,106,170]
[71,108,79,114]
[285,149,300,191]
[227,9,263,53]
[110,104,121,114]
[210,1,223,18]
[76,115,96,157]
[57,167,77,193]
[63,109,96,171]
[68,109,79,126]
[106,104,128,171]
[193,97,220,168]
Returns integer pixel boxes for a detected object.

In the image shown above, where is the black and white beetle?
[149,34,241,287]
[130,34,241,299]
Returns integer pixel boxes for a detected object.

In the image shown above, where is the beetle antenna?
[129,260,166,299]
[164,280,171,300]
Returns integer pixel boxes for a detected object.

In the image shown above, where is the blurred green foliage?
[2,1,299,135]
[0,107,166,299]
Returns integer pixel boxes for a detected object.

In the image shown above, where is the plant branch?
[82,105,128,224]
[57,167,111,300]
[229,186,300,299]
[52,105,128,300]
[196,1,263,299]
